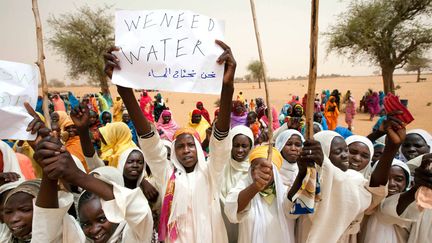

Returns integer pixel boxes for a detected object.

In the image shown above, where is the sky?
[0,0,382,84]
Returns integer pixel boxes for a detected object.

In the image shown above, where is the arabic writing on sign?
[148,68,216,79]
[112,10,225,95]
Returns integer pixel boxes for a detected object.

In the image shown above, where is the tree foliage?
[404,53,431,81]
[326,0,432,93]
[48,5,114,94]
[247,60,264,88]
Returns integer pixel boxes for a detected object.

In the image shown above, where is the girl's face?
[401,134,430,161]
[162,114,171,124]
[231,134,252,162]
[89,114,98,125]
[123,151,145,181]
[102,113,112,125]
[3,193,34,240]
[388,166,407,196]
[80,197,116,243]
[329,137,349,171]
[174,134,198,172]
[348,142,371,171]
[50,112,59,124]
[191,114,201,124]
[281,135,302,163]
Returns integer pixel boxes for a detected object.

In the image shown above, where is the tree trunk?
[381,65,395,94]
[417,68,421,82]
[258,77,262,89]
[99,74,111,96]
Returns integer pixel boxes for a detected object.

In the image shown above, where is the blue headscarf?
[68,92,80,109]
[36,96,43,114]
[99,110,112,125]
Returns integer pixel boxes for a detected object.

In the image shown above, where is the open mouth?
[93,232,106,242]
[10,225,26,235]
[388,188,400,195]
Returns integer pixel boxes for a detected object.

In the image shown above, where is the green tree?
[247,60,264,89]
[326,0,432,94]
[48,5,114,95]
[404,54,431,82]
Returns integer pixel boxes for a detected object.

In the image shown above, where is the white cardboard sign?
[112,10,225,94]
[0,60,38,140]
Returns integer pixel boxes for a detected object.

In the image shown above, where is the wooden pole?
[305,0,320,140]
[249,0,274,160]
[32,0,51,128]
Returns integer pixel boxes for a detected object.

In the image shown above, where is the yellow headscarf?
[186,110,210,142]
[99,122,137,167]
[249,145,283,170]
[55,111,69,131]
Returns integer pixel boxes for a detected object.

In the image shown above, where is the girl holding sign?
[104,39,235,243]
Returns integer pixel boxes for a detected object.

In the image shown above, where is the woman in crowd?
[104,39,236,243]
[275,129,304,188]
[324,96,339,130]
[156,110,179,142]
[231,100,247,128]
[220,125,254,243]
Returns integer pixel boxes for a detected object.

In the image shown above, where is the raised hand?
[251,159,273,191]
[25,102,47,135]
[0,172,21,186]
[70,105,90,132]
[299,140,324,169]
[34,136,80,181]
[103,46,121,79]
[215,40,236,86]
[382,111,406,148]
[414,153,432,189]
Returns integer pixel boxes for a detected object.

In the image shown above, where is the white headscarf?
[399,129,432,162]
[275,129,305,187]
[116,148,146,187]
[391,159,411,190]
[346,135,374,178]
[313,130,343,157]
[0,141,24,178]
[169,134,214,241]
[221,125,254,201]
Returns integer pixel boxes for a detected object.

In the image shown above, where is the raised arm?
[369,115,406,187]
[213,40,235,132]
[34,136,114,201]
[104,47,152,136]
[70,106,95,157]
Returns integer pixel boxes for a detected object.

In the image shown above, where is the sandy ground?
[45,74,432,136]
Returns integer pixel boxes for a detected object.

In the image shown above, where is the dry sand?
[45,74,432,136]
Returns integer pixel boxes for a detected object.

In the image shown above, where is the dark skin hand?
[24,102,51,149]
[366,111,404,142]
[288,140,323,201]
[237,158,273,212]
[140,178,159,203]
[0,172,21,186]
[34,136,115,201]
[396,153,432,215]
[70,106,96,158]
[104,39,235,136]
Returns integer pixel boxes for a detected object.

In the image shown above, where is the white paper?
[112,10,225,94]
[0,60,39,140]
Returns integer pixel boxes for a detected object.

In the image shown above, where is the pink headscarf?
[52,94,66,112]
[140,91,154,122]
[157,110,179,141]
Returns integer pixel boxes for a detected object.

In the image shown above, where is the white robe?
[224,165,295,243]
[139,129,230,243]
[30,184,153,243]
[287,158,387,243]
